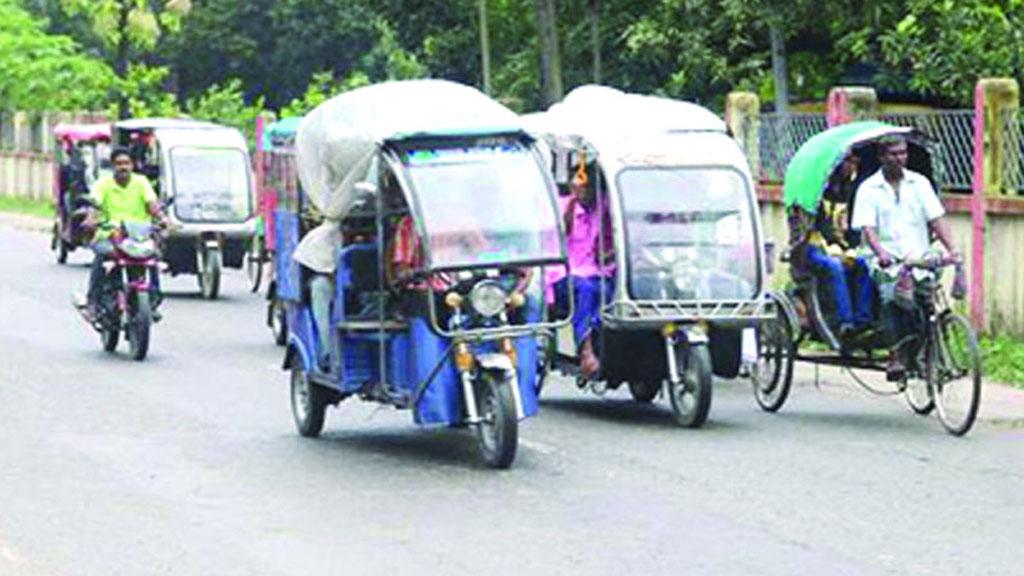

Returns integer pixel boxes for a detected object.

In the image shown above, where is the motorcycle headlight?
[469,280,508,318]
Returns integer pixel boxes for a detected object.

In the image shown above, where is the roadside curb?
[0,212,51,234]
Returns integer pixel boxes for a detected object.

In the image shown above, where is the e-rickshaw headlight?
[469,280,508,318]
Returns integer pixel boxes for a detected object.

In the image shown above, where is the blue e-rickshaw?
[280,81,570,468]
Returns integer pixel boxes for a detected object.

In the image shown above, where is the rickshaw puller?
[80,147,170,322]
[852,136,961,379]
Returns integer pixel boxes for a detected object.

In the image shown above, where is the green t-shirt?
[89,173,158,235]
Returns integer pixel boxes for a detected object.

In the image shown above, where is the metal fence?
[757,113,828,182]
[1002,109,1024,193]
[877,110,975,191]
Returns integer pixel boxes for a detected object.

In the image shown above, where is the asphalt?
[0,219,1022,576]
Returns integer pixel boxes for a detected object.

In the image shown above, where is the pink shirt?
[545,195,614,302]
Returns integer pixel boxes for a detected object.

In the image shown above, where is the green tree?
[60,0,192,117]
[186,78,264,146]
[0,0,114,111]
[879,0,1024,104]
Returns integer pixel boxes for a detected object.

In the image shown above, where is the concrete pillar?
[971,78,1020,330]
[725,92,761,178]
[826,86,878,127]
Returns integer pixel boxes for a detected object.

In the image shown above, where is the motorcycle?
[77,221,164,361]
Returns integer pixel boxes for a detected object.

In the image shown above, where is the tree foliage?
[10,0,1024,118]
[0,0,113,111]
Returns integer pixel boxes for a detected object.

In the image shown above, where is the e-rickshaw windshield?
[400,142,563,270]
[617,166,760,301]
[170,147,252,222]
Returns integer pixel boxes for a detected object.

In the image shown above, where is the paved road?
[1,223,1022,576]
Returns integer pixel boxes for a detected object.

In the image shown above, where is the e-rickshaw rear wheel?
[669,344,712,428]
[930,312,982,436]
[753,294,796,413]
[291,365,327,438]
[628,380,660,403]
[475,370,518,469]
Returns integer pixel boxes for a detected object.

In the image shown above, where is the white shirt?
[851,168,945,262]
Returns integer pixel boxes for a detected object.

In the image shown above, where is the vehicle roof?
[53,123,111,142]
[157,126,249,152]
[523,87,746,175]
[114,117,227,131]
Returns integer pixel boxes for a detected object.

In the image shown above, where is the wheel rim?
[753,321,784,400]
[932,315,981,434]
[477,384,499,454]
[292,369,311,422]
[672,362,699,415]
[903,341,934,414]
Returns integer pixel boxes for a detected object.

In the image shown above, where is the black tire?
[128,292,151,361]
[271,300,288,346]
[753,302,796,413]
[534,332,553,396]
[198,247,222,300]
[101,324,119,353]
[628,380,660,403]
[669,344,712,428]
[930,313,982,436]
[245,239,263,294]
[475,370,519,469]
[290,365,327,438]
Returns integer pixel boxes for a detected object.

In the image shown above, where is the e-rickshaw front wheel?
[474,370,518,469]
[291,365,327,438]
[668,344,712,428]
[930,313,982,436]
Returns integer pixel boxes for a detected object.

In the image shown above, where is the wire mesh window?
[877,111,975,192]
[757,113,828,182]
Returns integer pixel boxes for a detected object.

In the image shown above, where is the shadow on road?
[766,409,939,437]
[539,396,746,432]
[306,427,497,470]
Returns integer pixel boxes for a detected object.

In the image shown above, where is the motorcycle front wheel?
[128,292,151,361]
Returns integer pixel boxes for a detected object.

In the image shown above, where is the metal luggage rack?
[603,297,775,328]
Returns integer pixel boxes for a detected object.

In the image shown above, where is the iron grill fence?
[1002,109,1024,193]
[757,113,828,182]
[877,111,975,192]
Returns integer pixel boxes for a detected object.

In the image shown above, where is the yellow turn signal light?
[445,291,464,309]
[507,292,526,309]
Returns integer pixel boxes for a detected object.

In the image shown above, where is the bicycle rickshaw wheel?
[903,345,935,415]
[753,295,795,413]
[245,238,264,294]
[930,313,982,436]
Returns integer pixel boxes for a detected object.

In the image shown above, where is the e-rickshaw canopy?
[53,123,111,144]
[292,79,529,273]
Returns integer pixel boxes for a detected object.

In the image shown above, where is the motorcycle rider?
[79,146,169,322]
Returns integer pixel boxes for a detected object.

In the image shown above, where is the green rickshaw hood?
[783,121,914,214]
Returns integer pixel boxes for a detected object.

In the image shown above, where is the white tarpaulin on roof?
[291,79,523,272]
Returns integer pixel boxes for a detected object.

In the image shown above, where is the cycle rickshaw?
[281,80,570,468]
[250,116,304,344]
[527,86,779,428]
[763,121,982,436]
[113,118,257,299]
[51,123,112,264]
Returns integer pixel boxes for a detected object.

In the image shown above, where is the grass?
[980,334,1024,388]
[0,195,54,219]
